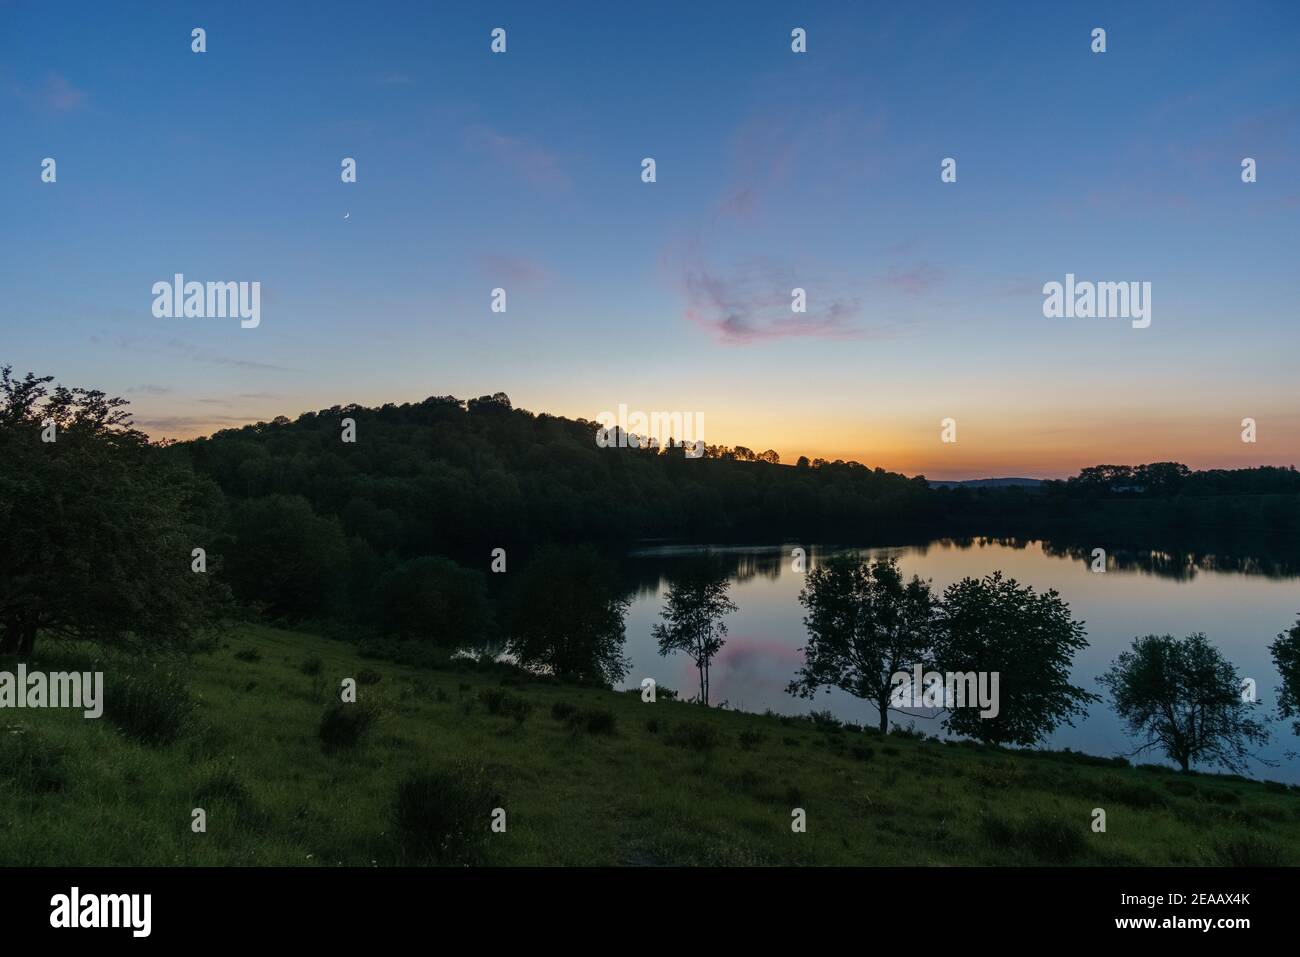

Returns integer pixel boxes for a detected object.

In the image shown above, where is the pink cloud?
[463,125,570,191]
[680,255,865,345]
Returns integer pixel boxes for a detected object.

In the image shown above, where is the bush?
[356,669,383,686]
[193,766,264,828]
[1019,814,1087,863]
[318,700,380,752]
[299,656,324,676]
[982,811,1086,863]
[479,688,532,722]
[0,726,67,792]
[809,710,842,732]
[850,745,875,762]
[393,764,501,864]
[105,666,195,746]
[233,648,261,663]
[358,639,453,671]
[738,729,765,751]
[645,717,662,734]
[1211,834,1285,866]
[550,701,577,722]
[1199,788,1241,806]
[1098,776,1166,810]
[567,707,617,735]
[665,721,718,752]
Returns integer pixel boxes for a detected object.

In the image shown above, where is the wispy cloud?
[478,253,547,285]
[680,254,864,345]
[10,72,88,112]
[463,125,570,191]
[91,333,294,373]
[879,262,946,296]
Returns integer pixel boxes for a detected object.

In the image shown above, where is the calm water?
[619,540,1300,782]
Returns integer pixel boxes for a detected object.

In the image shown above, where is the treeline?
[4,367,1300,653]
[1042,462,1300,499]
[162,391,949,631]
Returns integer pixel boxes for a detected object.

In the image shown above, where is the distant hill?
[926,477,1045,490]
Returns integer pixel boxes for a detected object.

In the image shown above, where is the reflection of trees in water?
[623,538,940,597]
[621,536,1300,595]
[622,545,785,598]
[1039,539,1300,580]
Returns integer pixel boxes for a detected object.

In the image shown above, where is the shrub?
[850,745,875,762]
[193,766,263,827]
[479,688,532,722]
[1211,834,1285,866]
[1019,814,1087,863]
[982,811,1086,863]
[358,638,454,671]
[233,648,261,663]
[393,764,501,864]
[890,722,926,740]
[318,700,380,752]
[738,729,765,751]
[1199,788,1241,806]
[645,717,662,734]
[567,707,617,735]
[550,701,577,722]
[0,726,67,792]
[665,721,718,752]
[809,710,842,732]
[299,656,323,676]
[356,669,383,686]
[1098,776,1166,810]
[105,666,195,746]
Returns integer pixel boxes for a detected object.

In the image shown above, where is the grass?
[1,622,1298,866]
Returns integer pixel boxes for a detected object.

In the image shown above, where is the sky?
[2,1,1298,479]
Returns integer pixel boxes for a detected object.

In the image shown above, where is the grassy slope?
[2,623,1297,866]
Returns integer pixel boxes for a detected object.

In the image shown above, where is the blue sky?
[2,1,1298,477]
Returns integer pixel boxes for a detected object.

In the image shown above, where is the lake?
[619,539,1300,782]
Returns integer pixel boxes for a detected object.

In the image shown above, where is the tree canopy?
[0,367,224,655]
[1100,633,1269,772]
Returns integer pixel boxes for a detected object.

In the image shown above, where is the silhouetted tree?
[0,367,224,655]
[1100,633,1269,772]
[652,553,736,705]
[506,545,630,685]
[934,572,1096,746]
[1272,617,1300,738]
[788,555,937,733]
